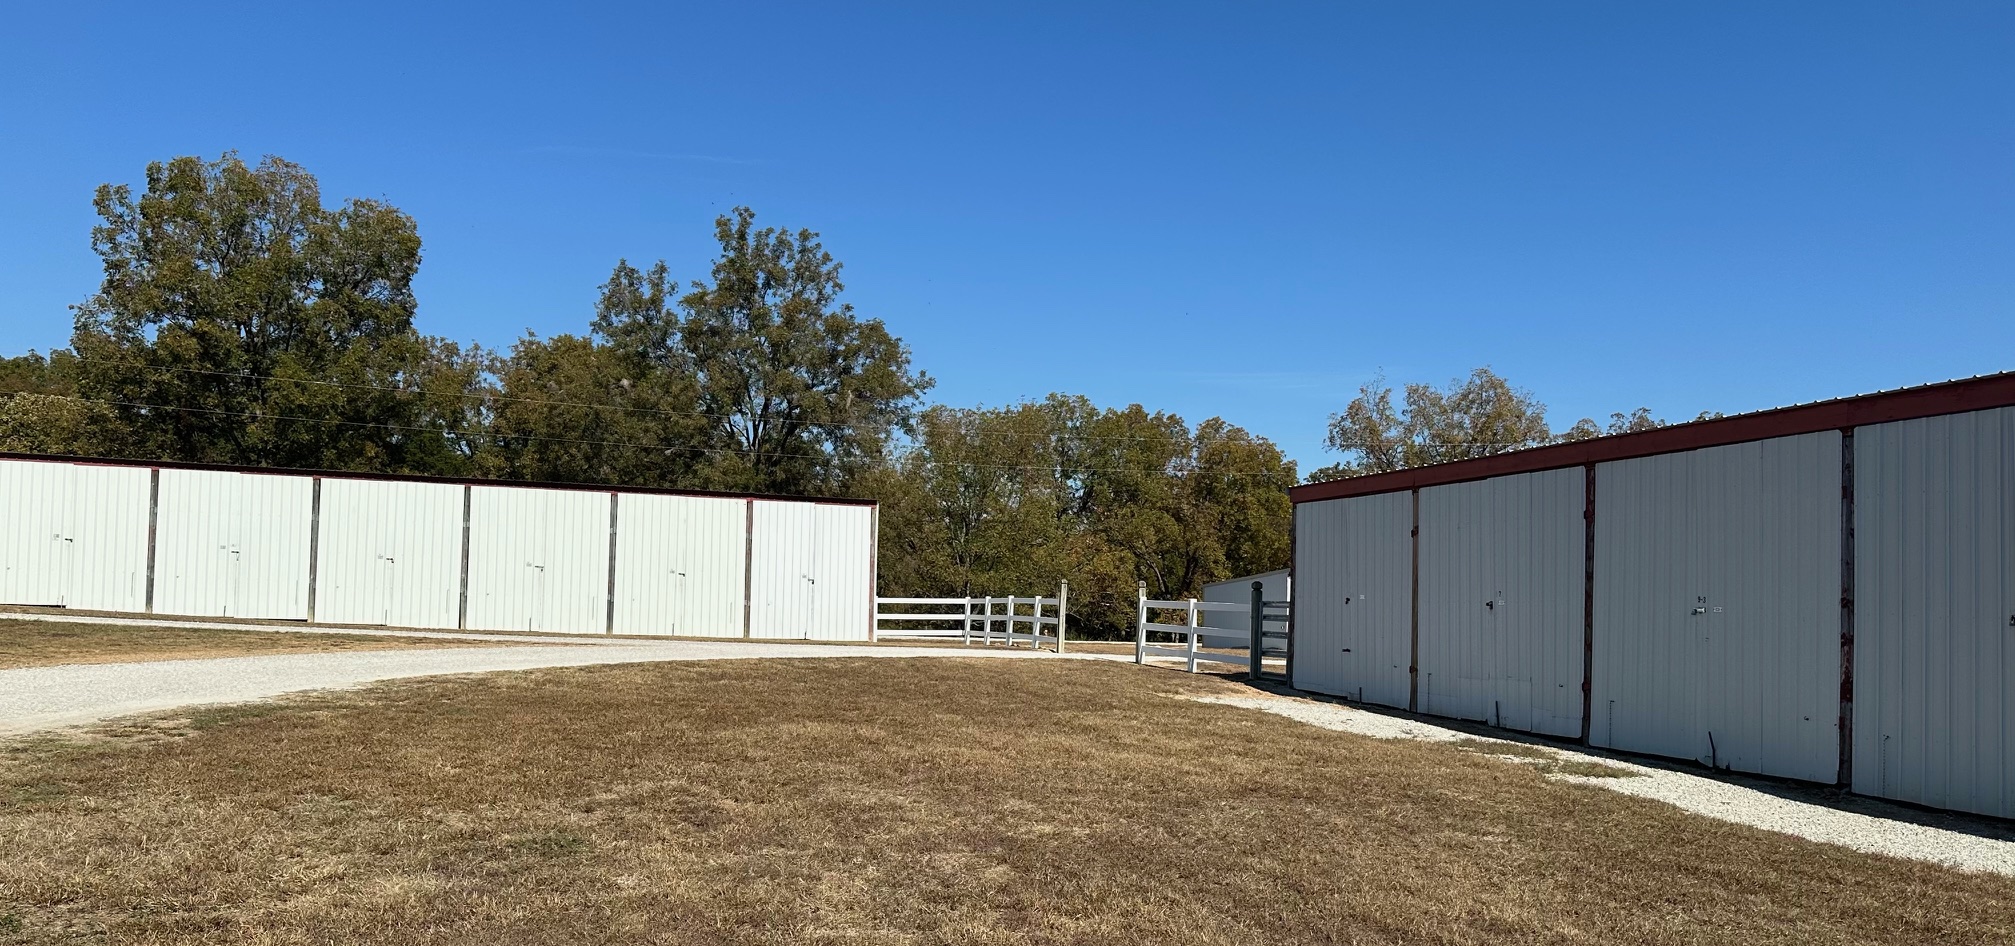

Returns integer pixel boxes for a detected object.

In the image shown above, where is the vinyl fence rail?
[1135,580,1291,679]
[875,581,1070,653]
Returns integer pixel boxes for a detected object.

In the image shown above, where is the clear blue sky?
[2,2,2009,471]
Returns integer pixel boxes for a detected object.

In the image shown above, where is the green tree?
[674,208,931,494]
[1556,407,1666,442]
[1308,368,1552,482]
[869,394,1296,638]
[68,152,466,473]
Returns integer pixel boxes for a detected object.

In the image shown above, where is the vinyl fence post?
[983,595,994,646]
[1249,581,1264,680]
[1134,582,1147,665]
[1186,598,1200,673]
[1056,580,1069,655]
[962,597,973,646]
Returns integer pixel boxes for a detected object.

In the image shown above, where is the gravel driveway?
[0,632,1092,735]
[1195,692,2015,877]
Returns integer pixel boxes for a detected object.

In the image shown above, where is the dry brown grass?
[0,619,507,670]
[0,658,2009,944]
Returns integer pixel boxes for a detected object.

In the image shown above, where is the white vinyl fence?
[875,581,1070,652]
[1134,580,1291,679]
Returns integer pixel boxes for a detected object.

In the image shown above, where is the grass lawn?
[0,659,2008,944]
[0,619,508,670]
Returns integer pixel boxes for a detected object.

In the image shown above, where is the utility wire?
[89,359,1210,445]
[37,393,1306,477]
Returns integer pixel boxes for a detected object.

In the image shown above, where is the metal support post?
[1249,581,1264,680]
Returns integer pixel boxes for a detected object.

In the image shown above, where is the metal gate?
[1248,583,1292,683]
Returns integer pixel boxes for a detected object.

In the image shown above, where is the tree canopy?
[64,152,471,473]
[866,395,1297,635]
[2,152,1727,638]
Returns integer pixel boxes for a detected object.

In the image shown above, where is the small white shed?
[1198,568,1291,648]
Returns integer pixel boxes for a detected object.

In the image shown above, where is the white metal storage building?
[1288,373,2015,818]
[0,456,878,641]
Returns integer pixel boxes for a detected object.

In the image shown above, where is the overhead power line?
[35,393,1304,477]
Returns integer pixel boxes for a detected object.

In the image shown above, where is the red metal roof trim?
[0,451,878,507]
[1291,371,2015,504]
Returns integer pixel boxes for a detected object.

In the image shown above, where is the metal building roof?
[1290,370,2015,504]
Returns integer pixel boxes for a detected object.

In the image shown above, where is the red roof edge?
[1290,371,2015,504]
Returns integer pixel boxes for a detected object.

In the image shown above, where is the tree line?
[0,153,1697,636]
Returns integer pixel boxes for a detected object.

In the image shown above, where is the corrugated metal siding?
[611,493,747,636]
[314,478,465,629]
[0,460,151,611]
[1853,407,2015,817]
[748,501,874,641]
[809,503,874,641]
[464,485,612,635]
[1592,432,1841,782]
[1292,492,1413,709]
[1417,468,1585,737]
[153,469,314,619]
[62,464,154,613]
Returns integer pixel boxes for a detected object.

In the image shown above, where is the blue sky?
[2,2,2009,471]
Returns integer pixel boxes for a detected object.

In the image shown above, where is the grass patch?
[0,618,508,669]
[0,659,2007,944]
[1542,759,1644,779]
[1449,737,1555,760]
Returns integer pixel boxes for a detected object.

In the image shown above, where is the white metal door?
[60,463,153,612]
[807,504,874,641]
[0,459,73,606]
[463,486,610,635]
[1853,407,2015,817]
[1291,492,1414,710]
[154,469,313,619]
[1592,433,1841,782]
[315,478,464,629]
[749,501,817,638]
[612,493,747,637]
[1417,469,1585,737]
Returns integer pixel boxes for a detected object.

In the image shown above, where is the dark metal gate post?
[1248,581,1264,680]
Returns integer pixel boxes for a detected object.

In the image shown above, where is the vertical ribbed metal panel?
[1592,432,1840,782]
[611,493,747,637]
[747,501,875,641]
[314,478,465,629]
[0,459,78,607]
[1854,406,2015,817]
[464,485,611,635]
[808,504,874,641]
[1417,468,1585,737]
[1291,492,1414,709]
[62,464,153,613]
[153,469,314,619]
[749,501,815,638]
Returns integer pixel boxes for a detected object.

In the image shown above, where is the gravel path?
[0,637,1101,735]
[0,610,665,646]
[1193,692,2015,877]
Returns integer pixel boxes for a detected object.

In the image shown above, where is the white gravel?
[0,632,1112,735]
[1193,692,2015,877]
